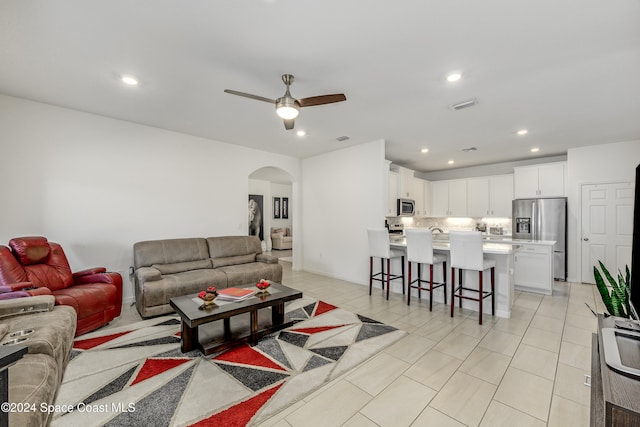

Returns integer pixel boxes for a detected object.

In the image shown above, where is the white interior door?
[581,182,634,283]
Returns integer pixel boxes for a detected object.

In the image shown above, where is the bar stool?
[449,231,495,325]
[405,229,447,310]
[367,228,405,300]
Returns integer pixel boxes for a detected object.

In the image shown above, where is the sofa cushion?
[134,238,210,269]
[53,283,118,326]
[0,245,30,284]
[152,259,212,275]
[207,236,262,259]
[217,262,283,287]
[8,353,59,427]
[211,253,256,269]
[9,237,50,265]
[141,269,227,309]
[256,253,279,264]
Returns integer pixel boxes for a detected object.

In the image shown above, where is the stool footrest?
[409,279,446,291]
[452,286,493,301]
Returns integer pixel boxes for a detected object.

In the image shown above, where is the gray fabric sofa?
[0,295,76,427]
[133,235,283,318]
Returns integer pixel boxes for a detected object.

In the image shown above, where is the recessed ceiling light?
[296,130,306,137]
[121,75,139,86]
[516,129,528,135]
[531,147,540,152]
[421,148,429,153]
[446,72,463,83]
[448,160,455,165]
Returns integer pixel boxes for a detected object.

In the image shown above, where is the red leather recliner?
[0,236,122,336]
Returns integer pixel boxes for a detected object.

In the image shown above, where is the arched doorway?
[248,166,295,265]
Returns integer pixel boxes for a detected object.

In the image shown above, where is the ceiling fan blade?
[283,119,295,130]
[298,94,346,108]
[224,89,275,104]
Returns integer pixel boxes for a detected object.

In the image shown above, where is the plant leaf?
[594,261,630,318]
[594,264,616,316]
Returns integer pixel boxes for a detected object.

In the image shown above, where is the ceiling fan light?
[276,106,298,119]
[276,97,299,119]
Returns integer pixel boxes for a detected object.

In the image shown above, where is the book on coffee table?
[216,287,256,301]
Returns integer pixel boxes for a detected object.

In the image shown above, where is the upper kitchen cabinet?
[431,179,467,216]
[413,178,430,216]
[388,170,399,216]
[397,167,415,199]
[467,175,514,217]
[514,162,566,198]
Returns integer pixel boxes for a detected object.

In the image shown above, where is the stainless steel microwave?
[397,198,415,216]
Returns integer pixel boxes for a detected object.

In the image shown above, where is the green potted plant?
[593,261,634,319]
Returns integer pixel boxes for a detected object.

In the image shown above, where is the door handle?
[583,238,589,241]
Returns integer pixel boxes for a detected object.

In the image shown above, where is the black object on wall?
[630,164,640,320]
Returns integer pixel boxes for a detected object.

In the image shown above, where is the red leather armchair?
[0,237,122,336]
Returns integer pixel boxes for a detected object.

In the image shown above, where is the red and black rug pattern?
[51,297,405,427]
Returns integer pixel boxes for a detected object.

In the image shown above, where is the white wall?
[270,182,293,232]
[248,179,293,250]
[567,140,640,282]
[301,139,387,285]
[0,94,300,303]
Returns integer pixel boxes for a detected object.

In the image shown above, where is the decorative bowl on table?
[198,286,218,309]
[255,279,271,295]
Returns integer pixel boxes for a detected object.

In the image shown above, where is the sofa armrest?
[74,271,121,285]
[256,253,279,264]
[73,267,107,279]
[1,282,32,292]
[135,267,162,283]
[0,295,55,320]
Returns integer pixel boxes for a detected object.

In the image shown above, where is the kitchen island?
[389,234,557,318]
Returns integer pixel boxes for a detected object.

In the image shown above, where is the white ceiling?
[1,0,639,172]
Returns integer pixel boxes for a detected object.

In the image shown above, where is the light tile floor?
[109,261,598,426]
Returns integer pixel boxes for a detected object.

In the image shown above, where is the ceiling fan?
[224,74,346,130]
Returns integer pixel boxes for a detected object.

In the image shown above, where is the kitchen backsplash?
[386,216,512,235]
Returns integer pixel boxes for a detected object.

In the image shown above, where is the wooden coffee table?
[170,283,303,355]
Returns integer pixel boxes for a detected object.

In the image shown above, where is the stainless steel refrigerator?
[512,197,567,280]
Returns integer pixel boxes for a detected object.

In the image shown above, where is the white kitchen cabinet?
[388,171,398,216]
[431,179,467,216]
[513,244,553,295]
[489,175,514,217]
[413,178,430,216]
[467,178,490,217]
[398,167,415,199]
[514,162,566,198]
[466,175,514,217]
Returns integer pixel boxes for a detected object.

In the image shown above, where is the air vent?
[462,147,477,152]
[336,136,350,142]
[449,98,478,111]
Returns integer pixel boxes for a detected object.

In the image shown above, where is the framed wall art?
[273,197,281,219]
[248,194,264,241]
[282,197,289,219]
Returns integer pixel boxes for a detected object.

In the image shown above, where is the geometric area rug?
[51,297,405,426]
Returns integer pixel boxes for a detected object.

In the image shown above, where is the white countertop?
[481,236,556,246]
[390,234,556,255]
[390,237,514,255]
